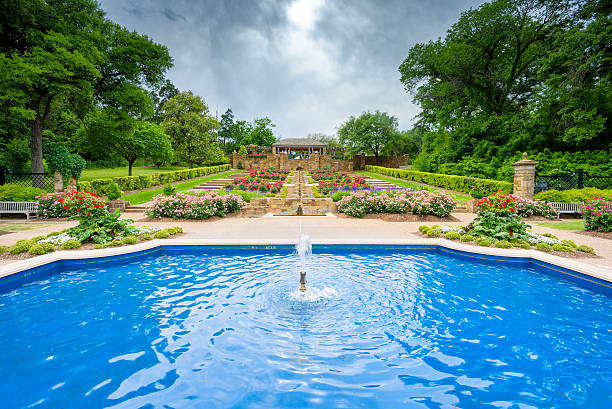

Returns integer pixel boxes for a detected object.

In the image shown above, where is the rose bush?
[476,192,557,219]
[37,190,104,219]
[337,190,456,218]
[147,192,247,219]
[581,197,612,232]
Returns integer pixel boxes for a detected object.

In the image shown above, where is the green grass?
[0,222,64,231]
[79,166,188,181]
[356,171,472,205]
[121,170,241,205]
[534,220,585,231]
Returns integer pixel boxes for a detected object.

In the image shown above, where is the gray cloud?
[100,0,485,138]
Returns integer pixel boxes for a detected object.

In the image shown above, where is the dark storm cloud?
[100,0,485,138]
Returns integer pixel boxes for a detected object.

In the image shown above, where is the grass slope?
[356,171,472,205]
[0,222,64,231]
[121,170,241,205]
[79,166,187,181]
[533,220,585,231]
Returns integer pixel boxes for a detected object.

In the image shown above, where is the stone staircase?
[190,173,247,191]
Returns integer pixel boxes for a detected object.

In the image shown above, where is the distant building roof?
[272,138,326,147]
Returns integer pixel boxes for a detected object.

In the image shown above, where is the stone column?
[53,171,63,192]
[512,152,537,199]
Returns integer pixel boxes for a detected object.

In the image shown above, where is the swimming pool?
[1,245,610,408]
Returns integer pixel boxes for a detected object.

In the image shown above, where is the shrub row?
[0,185,46,201]
[78,164,231,196]
[365,165,513,195]
[535,188,612,203]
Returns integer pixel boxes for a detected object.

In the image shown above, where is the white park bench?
[0,201,38,220]
[550,202,584,218]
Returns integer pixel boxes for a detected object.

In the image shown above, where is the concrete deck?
[1,213,611,282]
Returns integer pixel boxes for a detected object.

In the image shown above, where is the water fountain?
[296,233,311,292]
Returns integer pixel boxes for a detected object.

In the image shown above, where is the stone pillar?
[53,171,63,192]
[512,152,537,199]
[67,177,77,191]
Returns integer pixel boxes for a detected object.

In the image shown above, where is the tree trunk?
[30,98,44,188]
[189,160,194,169]
[128,159,135,176]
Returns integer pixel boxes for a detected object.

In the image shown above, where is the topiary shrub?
[494,240,512,249]
[552,243,574,252]
[444,231,461,240]
[94,243,110,249]
[418,225,430,233]
[536,242,552,252]
[109,240,123,247]
[163,183,176,196]
[107,181,123,201]
[30,235,46,243]
[426,229,442,238]
[154,230,170,239]
[60,240,82,250]
[577,245,595,254]
[460,234,474,242]
[173,226,183,233]
[561,240,577,249]
[28,242,55,255]
[138,233,153,241]
[122,236,138,245]
[476,238,492,247]
[9,240,34,254]
[0,245,9,253]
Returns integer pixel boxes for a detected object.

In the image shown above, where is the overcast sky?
[99,0,485,139]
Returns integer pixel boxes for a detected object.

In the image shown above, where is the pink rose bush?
[581,197,612,232]
[337,190,456,218]
[225,168,288,193]
[146,192,247,219]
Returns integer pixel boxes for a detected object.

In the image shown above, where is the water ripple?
[0,250,610,408]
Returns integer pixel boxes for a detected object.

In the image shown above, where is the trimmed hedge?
[77,165,231,196]
[535,188,612,203]
[0,185,46,201]
[365,165,513,195]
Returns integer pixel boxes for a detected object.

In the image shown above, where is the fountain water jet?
[296,234,312,292]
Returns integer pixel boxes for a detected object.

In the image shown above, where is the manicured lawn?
[0,222,64,231]
[121,170,241,205]
[533,220,585,230]
[79,166,188,181]
[356,171,472,205]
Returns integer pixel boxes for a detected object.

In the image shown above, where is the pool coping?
[1,238,611,285]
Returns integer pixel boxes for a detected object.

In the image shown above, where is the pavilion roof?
[272,138,326,147]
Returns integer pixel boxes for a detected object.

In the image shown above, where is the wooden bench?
[550,202,584,219]
[0,201,38,220]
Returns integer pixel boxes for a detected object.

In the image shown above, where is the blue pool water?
[0,246,611,408]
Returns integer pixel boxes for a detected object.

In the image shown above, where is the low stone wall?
[244,197,334,216]
[232,153,353,171]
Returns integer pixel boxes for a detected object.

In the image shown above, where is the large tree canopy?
[399,0,611,179]
[160,91,219,168]
[338,111,399,163]
[0,0,173,181]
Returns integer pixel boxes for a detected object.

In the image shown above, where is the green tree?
[338,111,399,164]
[249,117,277,146]
[218,108,234,154]
[229,120,253,152]
[308,133,342,148]
[0,0,173,181]
[398,0,609,178]
[160,91,219,168]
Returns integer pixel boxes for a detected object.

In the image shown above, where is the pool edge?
[0,238,610,285]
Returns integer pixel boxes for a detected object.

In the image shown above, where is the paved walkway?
[2,213,610,275]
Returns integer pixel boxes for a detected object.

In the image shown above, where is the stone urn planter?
[106,200,130,213]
